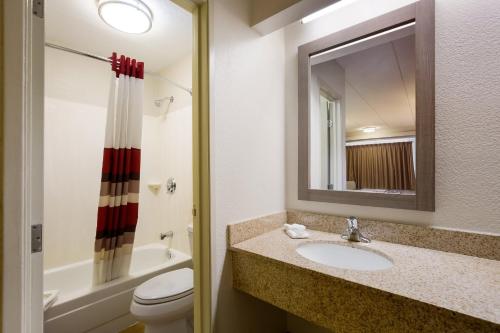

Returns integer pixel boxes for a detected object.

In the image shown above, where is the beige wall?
[210,0,287,331]
[158,54,193,113]
[251,0,337,35]
[211,0,500,332]
[43,48,193,269]
[251,0,301,25]
[285,0,500,234]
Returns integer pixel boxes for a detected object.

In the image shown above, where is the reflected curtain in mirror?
[346,142,415,191]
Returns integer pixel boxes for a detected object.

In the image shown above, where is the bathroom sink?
[296,242,393,271]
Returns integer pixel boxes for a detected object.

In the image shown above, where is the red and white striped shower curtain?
[93,53,144,284]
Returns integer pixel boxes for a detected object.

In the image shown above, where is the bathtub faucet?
[160,230,174,260]
[160,230,174,240]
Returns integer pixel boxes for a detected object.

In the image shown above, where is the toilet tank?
[187,223,193,255]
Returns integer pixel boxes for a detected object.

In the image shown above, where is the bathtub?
[44,243,192,333]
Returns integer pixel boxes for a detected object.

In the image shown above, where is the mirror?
[310,24,416,195]
[298,1,435,211]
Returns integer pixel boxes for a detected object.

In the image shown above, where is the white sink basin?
[296,242,393,271]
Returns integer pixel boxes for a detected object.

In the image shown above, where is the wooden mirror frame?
[298,0,435,211]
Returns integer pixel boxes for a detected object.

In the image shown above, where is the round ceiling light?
[98,0,153,34]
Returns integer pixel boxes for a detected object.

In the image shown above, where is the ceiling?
[316,35,416,139]
[46,0,192,72]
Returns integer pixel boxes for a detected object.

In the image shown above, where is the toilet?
[130,224,194,333]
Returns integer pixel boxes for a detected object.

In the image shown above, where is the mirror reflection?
[309,23,416,195]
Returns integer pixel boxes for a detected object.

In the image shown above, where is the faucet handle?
[347,216,358,229]
[342,216,370,243]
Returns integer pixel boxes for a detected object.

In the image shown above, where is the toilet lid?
[133,268,193,305]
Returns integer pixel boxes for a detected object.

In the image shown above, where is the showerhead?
[154,96,174,107]
[154,96,175,117]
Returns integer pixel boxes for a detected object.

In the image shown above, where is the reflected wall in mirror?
[298,0,435,211]
[309,24,416,196]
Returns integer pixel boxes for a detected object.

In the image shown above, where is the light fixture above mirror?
[98,0,153,34]
[301,0,358,24]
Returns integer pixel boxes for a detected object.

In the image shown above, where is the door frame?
[1,0,212,332]
[2,0,44,331]
[173,1,213,332]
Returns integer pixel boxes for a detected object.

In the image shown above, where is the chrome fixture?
[165,249,173,260]
[155,96,175,116]
[160,230,174,260]
[341,216,370,243]
[160,230,174,240]
[154,96,174,107]
[166,178,176,193]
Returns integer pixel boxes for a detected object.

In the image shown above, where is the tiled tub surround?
[228,212,500,332]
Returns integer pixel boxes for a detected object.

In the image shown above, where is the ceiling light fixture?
[361,126,377,133]
[301,0,358,24]
[98,0,153,34]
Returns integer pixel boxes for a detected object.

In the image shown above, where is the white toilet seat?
[134,288,193,305]
[133,268,193,305]
[130,267,194,328]
[130,292,193,324]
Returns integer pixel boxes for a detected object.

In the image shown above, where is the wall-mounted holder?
[148,183,162,194]
[166,177,176,194]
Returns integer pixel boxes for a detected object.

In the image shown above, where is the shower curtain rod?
[45,42,192,96]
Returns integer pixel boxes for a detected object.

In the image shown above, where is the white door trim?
[3,0,44,332]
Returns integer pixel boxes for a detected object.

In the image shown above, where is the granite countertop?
[230,228,500,325]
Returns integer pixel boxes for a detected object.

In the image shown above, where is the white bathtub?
[44,243,192,333]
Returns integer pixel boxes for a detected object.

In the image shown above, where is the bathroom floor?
[120,323,144,333]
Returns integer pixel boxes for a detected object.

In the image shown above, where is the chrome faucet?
[160,231,174,259]
[160,230,174,240]
[341,216,370,243]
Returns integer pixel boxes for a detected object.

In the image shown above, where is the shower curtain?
[93,53,144,285]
